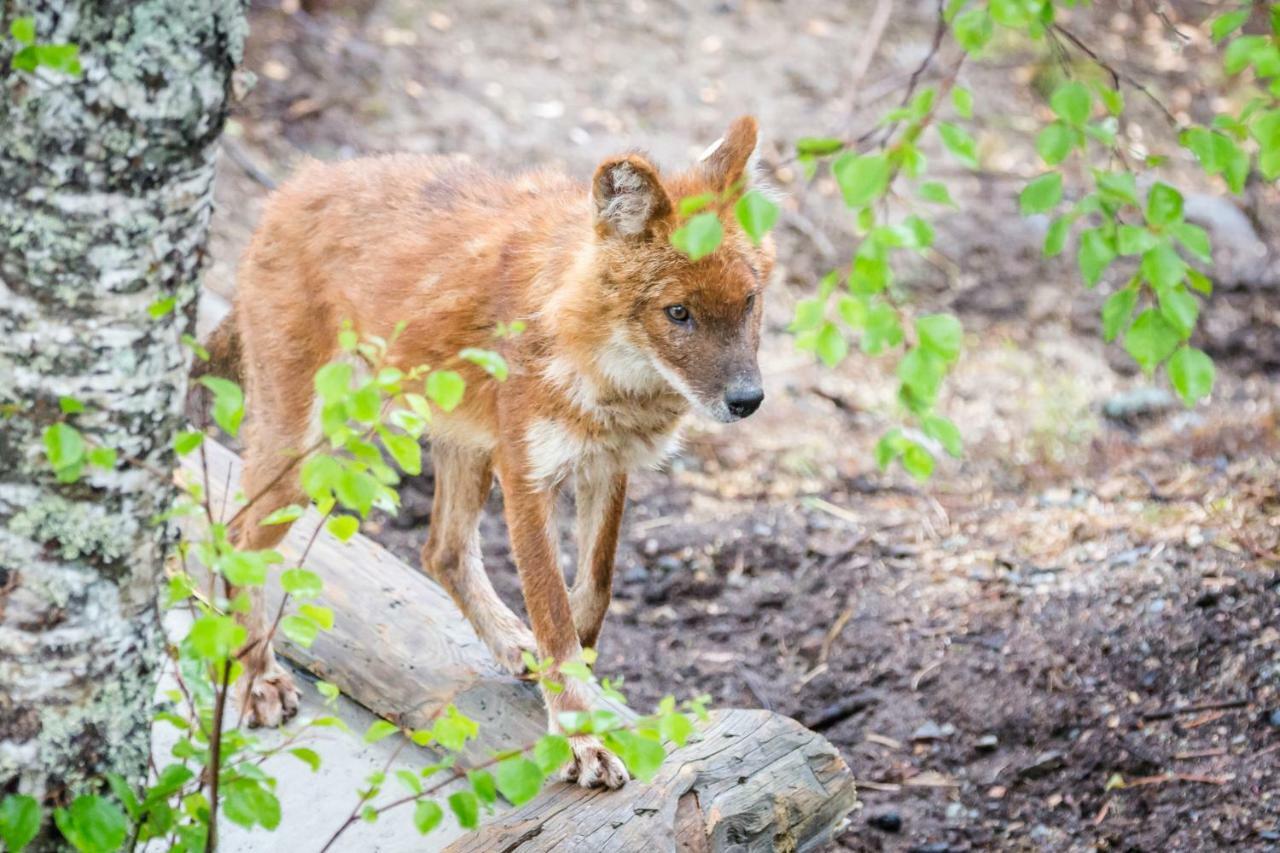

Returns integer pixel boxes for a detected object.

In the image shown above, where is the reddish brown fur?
[216,116,774,787]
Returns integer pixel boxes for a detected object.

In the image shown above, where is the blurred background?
[201,1,1279,849]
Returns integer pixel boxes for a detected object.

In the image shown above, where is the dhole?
[204,116,774,788]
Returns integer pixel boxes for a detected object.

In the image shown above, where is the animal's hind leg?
[421,443,536,675]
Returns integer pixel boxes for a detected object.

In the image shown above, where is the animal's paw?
[486,624,539,679]
[236,663,300,728]
[560,735,629,789]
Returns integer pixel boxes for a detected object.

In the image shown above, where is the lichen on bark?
[0,0,247,832]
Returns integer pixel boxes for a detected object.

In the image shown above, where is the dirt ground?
[208,1,1280,849]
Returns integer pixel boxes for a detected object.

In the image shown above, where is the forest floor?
[205,1,1280,849]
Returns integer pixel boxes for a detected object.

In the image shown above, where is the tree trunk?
[0,0,246,835]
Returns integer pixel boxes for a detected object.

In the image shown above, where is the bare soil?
[210,2,1280,849]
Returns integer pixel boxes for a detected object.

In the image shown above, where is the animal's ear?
[591,155,673,238]
[699,115,759,193]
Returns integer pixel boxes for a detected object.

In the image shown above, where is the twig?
[1052,23,1182,130]
[818,598,856,665]
[204,660,233,853]
[222,138,278,190]
[850,0,895,89]
[1141,697,1250,721]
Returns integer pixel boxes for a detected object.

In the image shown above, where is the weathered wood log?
[181,440,857,851]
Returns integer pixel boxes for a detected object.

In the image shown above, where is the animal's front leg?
[495,449,629,790]
[569,468,627,649]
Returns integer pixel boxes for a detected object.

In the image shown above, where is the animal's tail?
[190,305,243,385]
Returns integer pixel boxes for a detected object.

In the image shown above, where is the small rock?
[1103,387,1176,420]
[944,802,966,822]
[1019,750,1065,779]
[1267,708,1280,728]
[867,811,902,833]
[912,720,947,741]
[622,565,648,584]
[975,734,999,751]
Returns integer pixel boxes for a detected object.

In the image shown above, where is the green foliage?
[9,17,82,76]
[670,212,723,261]
[0,795,40,853]
[52,796,127,853]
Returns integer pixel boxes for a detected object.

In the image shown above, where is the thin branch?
[1052,23,1182,130]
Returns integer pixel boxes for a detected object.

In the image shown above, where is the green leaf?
[33,43,80,76]
[534,734,573,775]
[459,347,509,381]
[874,428,907,469]
[604,730,666,782]
[1077,228,1116,287]
[861,302,903,354]
[414,800,444,835]
[1051,82,1092,126]
[198,376,245,438]
[814,322,848,368]
[790,297,825,333]
[87,446,117,472]
[916,313,962,362]
[261,504,304,526]
[10,17,36,45]
[938,123,979,169]
[425,370,465,412]
[11,45,37,73]
[364,720,399,744]
[281,567,322,597]
[1035,122,1074,166]
[222,780,281,830]
[381,430,422,476]
[897,347,945,407]
[901,442,935,481]
[1095,171,1139,207]
[1101,286,1139,342]
[0,794,40,853]
[186,615,246,661]
[289,747,322,771]
[1116,225,1158,256]
[659,710,695,746]
[1167,347,1215,405]
[147,295,177,319]
[832,153,890,209]
[677,193,716,216]
[1211,10,1250,42]
[495,756,543,805]
[300,603,333,630]
[43,422,85,482]
[917,181,955,206]
[1158,285,1199,338]
[1170,222,1212,264]
[327,512,358,537]
[315,362,354,403]
[173,430,204,455]
[953,8,993,52]
[1124,309,1181,373]
[468,769,497,805]
[952,86,973,118]
[922,414,963,458]
[1225,34,1268,75]
[1044,216,1071,257]
[280,613,320,647]
[447,791,479,830]
[1186,268,1214,295]
[1140,243,1187,292]
[795,137,845,156]
[670,212,723,261]
[58,396,84,414]
[1145,182,1184,226]
[52,796,127,853]
[1019,172,1063,215]
[735,190,779,245]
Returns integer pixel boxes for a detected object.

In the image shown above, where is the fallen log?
[181,439,857,851]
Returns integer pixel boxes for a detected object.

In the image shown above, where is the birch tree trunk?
[0,0,246,831]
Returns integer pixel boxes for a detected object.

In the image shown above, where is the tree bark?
[0,0,246,835]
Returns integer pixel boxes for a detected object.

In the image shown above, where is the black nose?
[725,387,764,418]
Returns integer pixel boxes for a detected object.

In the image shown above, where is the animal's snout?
[724,385,764,419]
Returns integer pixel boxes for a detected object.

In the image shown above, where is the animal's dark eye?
[665,304,691,324]
[745,292,756,310]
